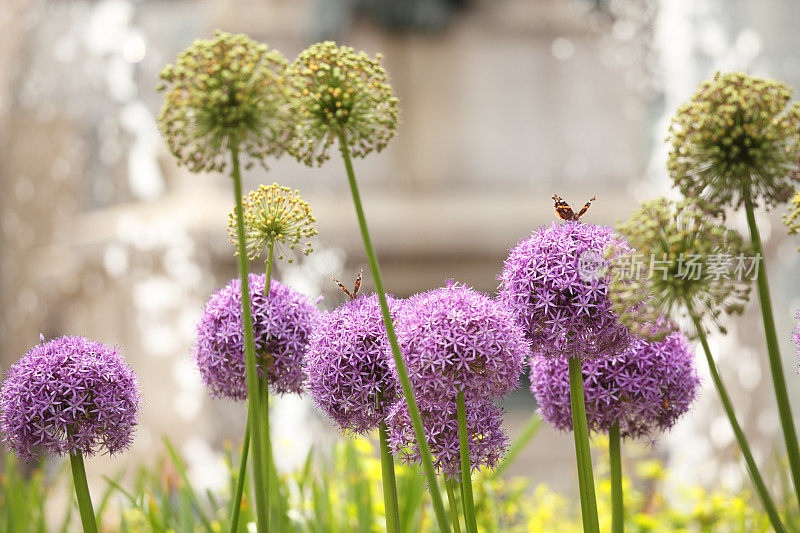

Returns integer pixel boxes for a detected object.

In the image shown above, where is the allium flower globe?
[611,198,751,339]
[287,41,399,166]
[499,221,632,358]
[228,182,317,262]
[668,71,800,209]
[194,274,318,399]
[304,294,401,434]
[795,310,800,371]
[785,191,800,247]
[530,330,700,440]
[157,30,292,173]
[390,282,528,402]
[386,396,507,480]
[0,336,140,461]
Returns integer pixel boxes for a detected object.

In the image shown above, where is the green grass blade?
[162,436,215,533]
[491,414,543,479]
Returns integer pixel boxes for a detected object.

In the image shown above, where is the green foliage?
[1,436,798,532]
[667,71,800,209]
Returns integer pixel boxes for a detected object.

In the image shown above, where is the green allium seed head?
[784,190,800,247]
[286,41,399,166]
[610,198,752,340]
[667,72,800,209]
[228,183,317,262]
[157,30,292,173]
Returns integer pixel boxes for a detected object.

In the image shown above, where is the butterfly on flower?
[552,194,597,221]
[333,269,363,300]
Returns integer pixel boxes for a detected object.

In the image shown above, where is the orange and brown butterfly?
[333,268,363,300]
[552,194,597,221]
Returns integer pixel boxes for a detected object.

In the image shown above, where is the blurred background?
[1,0,800,503]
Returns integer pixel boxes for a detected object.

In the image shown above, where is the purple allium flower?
[530,330,700,440]
[386,395,507,480]
[304,293,401,434]
[498,221,632,358]
[194,274,319,400]
[389,282,528,402]
[795,310,800,372]
[0,336,140,461]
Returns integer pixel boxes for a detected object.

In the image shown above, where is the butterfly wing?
[353,269,363,297]
[574,196,597,220]
[552,194,576,221]
[333,277,354,299]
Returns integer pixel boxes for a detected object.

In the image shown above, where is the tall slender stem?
[264,242,273,298]
[568,356,599,533]
[231,147,268,533]
[456,391,478,533]
[379,423,401,533]
[744,194,800,511]
[609,422,623,533]
[491,413,543,479]
[261,240,274,526]
[336,132,451,533]
[69,453,98,533]
[688,304,786,532]
[445,480,462,533]
[229,419,251,533]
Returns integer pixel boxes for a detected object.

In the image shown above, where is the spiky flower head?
[498,222,632,359]
[386,395,507,481]
[389,282,528,402]
[668,71,800,209]
[0,336,140,461]
[611,198,751,339]
[194,274,319,400]
[286,41,399,166]
[530,329,699,440]
[228,183,317,262]
[304,294,401,434]
[784,190,800,247]
[157,30,291,173]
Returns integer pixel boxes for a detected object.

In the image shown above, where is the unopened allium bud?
[228,183,317,261]
[157,30,291,173]
[668,72,800,209]
[611,198,751,339]
[286,41,399,166]
[0,336,140,461]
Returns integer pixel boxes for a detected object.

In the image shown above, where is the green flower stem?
[231,147,269,533]
[262,240,274,527]
[491,413,543,479]
[336,131,451,533]
[378,423,401,533]
[609,422,623,533]
[568,356,599,533]
[744,194,800,511]
[69,452,98,533]
[445,479,462,533]
[688,304,786,532]
[264,242,274,298]
[456,391,478,533]
[229,419,251,533]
